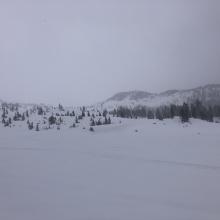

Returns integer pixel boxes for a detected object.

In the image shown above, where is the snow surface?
[1,118,220,220]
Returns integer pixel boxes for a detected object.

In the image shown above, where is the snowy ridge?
[99,84,220,110]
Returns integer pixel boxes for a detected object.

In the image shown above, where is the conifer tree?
[170,105,176,118]
[58,104,64,111]
[155,108,163,120]
[2,118,5,125]
[75,116,79,124]
[90,119,95,127]
[81,110,85,117]
[36,124,40,131]
[107,117,111,124]
[72,110,75,117]
[37,107,44,115]
[22,113,25,121]
[28,122,34,130]
[48,115,56,125]
[104,116,108,125]
[180,103,190,123]
[96,119,102,126]
[207,106,214,122]
[147,110,154,119]
[103,110,108,117]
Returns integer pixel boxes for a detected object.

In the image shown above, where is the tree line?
[111,100,220,123]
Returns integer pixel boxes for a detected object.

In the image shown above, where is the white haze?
[0,0,220,106]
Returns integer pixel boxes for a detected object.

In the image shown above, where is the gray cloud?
[0,0,220,106]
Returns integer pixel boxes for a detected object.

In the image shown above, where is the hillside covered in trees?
[113,100,220,123]
[1,98,220,132]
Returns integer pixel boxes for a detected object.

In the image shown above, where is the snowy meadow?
[1,118,220,220]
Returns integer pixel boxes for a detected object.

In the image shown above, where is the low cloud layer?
[0,0,220,106]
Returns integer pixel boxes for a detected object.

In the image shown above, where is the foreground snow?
[0,119,220,220]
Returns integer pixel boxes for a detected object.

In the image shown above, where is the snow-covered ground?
[0,118,220,220]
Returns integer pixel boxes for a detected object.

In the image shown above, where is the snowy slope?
[99,84,220,110]
[0,118,220,220]
[0,101,115,131]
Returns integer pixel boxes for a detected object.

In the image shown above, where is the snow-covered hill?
[1,88,220,219]
[99,84,220,110]
[1,84,220,131]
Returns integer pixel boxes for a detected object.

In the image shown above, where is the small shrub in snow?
[36,124,40,131]
[75,116,79,123]
[90,119,95,127]
[107,117,111,124]
[28,122,34,130]
[96,119,102,126]
[70,123,76,128]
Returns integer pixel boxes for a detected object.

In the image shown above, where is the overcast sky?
[0,0,220,106]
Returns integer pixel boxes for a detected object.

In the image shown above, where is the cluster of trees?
[35,107,112,131]
[1,109,25,127]
[111,100,220,123]
[3,99,219,132]
[1,102,19,112]
[55,110,75,117]
[90,116,111,127]
[1,103,31,127]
